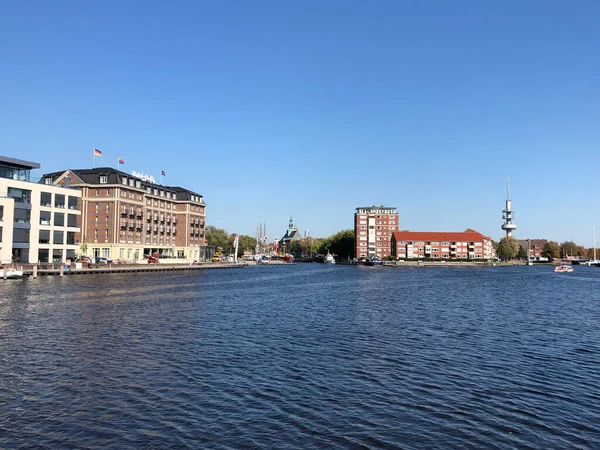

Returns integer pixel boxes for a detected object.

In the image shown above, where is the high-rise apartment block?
[354,206,399,259]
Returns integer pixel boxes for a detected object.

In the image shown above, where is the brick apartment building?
[354,206,399,259]
[518,239,547,260]
[41,167,209,262]
[391,229,495,260]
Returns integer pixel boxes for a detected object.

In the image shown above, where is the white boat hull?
[0,269,24,279]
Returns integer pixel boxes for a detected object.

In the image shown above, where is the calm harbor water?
[1,264,599,449]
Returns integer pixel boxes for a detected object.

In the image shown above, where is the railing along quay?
[22,262,248,277]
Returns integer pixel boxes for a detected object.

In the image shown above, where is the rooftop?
[0,155,41,170]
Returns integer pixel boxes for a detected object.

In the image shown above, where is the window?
[44,177,52,184]
[129,179,134,187]
[105,229,109,239]
[53,230,64,244]
[106,189,110,196]
[122,178,128,185]
[99,176,108,184]
[54,213,64,227]
[95,216,98,226]
[67,231,75,245]
[14,209,31,224]
[94,229,98,239]
[96,189,100,196]
[8,187,31,204]
[105,204,109,213]
[67,214,78,227]
[40,192,52,207]
[39,229,50,244]
[68,196,78,210]
[106,216,109,225]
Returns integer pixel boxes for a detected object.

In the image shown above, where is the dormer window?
[99,175,108,184]
[44,177,52,185]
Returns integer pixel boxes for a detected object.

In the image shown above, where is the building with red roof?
[390,229,495,260]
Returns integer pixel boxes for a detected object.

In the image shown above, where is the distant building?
[0,155,81,264]
[40,167,208,262]
[519,239,547,259]
[354,206,399,259]
[278,216,302,253]
[391,229,495,260]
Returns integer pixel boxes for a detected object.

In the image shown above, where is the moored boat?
[0,267,25,279]
[324,253,336,264]
[554,264,573,273]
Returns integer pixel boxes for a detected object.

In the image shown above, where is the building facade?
[519,239,547,260]
[391,229,496,260]
[0,156,81,264]
[354,206,399,259]
[41,167,208,263]
[278,216,302,254]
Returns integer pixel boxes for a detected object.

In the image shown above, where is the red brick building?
[354,206,399,259]
[519,239,547,260]
[391,229,495,260]
[41,167,209,262]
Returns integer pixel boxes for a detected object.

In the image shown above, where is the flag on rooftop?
[94,148,102,156]
[118,158,125,164]
[161,170,166,176]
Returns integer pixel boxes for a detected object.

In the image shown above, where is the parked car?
[96,257,113,265]
[148,253,159,264]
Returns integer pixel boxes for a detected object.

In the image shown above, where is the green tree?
[328,229,355,260]
[496,236,519,260]
[560,241,585,258]
[542,241,560,259]
[80,239,88,257]
[205,226,231,251]
[288,240,303,257]
[237,235,256,256]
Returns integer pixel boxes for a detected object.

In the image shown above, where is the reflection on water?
[1,265,599,448]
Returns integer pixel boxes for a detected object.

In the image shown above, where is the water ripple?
[1,265,599,448]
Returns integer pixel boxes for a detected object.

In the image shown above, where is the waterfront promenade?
[4,259,294,278]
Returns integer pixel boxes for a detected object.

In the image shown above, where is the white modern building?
[0,156,81,264]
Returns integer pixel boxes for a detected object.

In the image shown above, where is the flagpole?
[93,150,95,169]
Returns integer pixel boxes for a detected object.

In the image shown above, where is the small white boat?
[0,267,25,279]
[554,265,573,273]
[324,253,336,264]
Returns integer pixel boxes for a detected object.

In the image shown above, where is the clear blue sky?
[1,1,598,245]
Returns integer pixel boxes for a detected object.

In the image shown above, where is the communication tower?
[501,179,517,236]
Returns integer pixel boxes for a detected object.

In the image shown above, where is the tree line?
[496,236,593,260]
[205,226,355,259]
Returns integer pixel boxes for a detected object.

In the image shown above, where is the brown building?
[40,167,209,262]
[391,229,496,260]
[519,239,547,260]
[354,206,399,259]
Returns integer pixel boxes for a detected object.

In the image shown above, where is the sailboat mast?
[594,225,596,261]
